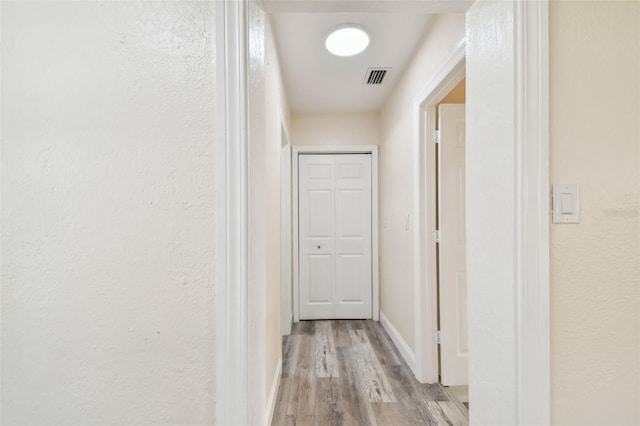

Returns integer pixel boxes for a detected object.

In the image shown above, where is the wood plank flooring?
[272,320,469,426]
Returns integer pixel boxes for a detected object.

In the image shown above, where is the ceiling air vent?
[363,68,391,85]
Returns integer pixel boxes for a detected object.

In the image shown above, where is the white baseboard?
[265,358,282,426]
[282,312,292,336]
[380,312,416,373]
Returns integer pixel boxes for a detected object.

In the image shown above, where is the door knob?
[317,245,321,249]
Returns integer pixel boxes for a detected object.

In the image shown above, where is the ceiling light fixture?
[325,26,369,57]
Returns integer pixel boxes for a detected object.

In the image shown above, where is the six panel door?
[298,154,372,320]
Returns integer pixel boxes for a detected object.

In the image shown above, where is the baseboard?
[380,312,416,373]
[282,312,292,336]
[265,358,282,426]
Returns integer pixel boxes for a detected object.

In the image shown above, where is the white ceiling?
[267,0,472,114]
[271,13,433,113]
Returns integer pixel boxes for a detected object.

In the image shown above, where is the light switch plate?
[552,184,580,224]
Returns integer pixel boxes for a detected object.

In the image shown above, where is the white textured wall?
[379,14,465,352]
[549,1,640,424]
[1,2,216,424]
[465,2,519,423]
[291,113,380,146]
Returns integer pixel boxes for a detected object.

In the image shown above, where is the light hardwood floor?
[272,320,469,426]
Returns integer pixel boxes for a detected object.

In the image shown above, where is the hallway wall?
[378,13,466,353]
[244,6,292,423]
[549,1,640,424]
[291,113,381,147]
[1,2,216,424]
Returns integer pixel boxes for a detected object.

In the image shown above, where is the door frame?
[413,41,466,384]
[216,1,550,424]
[280,116,293,336]
[215,1,249,424]
[292,145,379,323]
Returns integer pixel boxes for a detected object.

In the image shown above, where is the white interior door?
[438,104,468,386]
[298,154,372,320]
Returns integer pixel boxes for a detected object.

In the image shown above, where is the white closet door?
[299,154,372,319]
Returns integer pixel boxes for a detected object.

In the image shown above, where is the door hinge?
[435,331,442,345]
[434,130,441,144]
[432,230,441,243]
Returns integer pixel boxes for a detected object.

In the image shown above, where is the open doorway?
[435,80,468,407]
[412,46,468,407]
[412,44,465,392]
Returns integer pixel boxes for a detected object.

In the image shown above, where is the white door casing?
[298,154,372,319]
[215,0,249,424]
[438,104,468,386]
[280,122,292,336]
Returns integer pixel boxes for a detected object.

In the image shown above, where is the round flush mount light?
[325,26,369,57]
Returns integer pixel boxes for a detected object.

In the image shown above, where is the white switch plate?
[552,184,580,224]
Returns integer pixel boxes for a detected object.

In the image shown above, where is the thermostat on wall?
[552,184,580,224]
